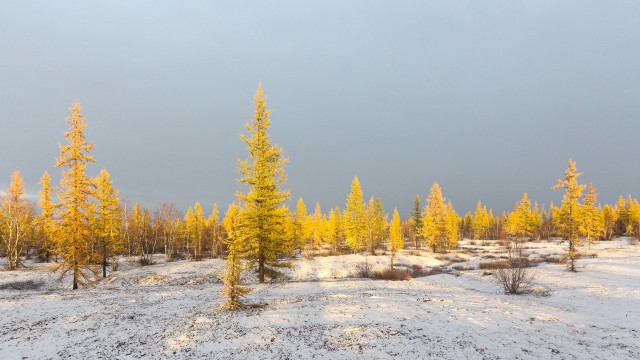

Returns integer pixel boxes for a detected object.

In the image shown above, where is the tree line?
[1,85,639,304]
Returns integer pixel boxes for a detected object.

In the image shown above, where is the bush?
[452,265,475,271]
[494,244,535,294]
[371,269,412,281]
[0,280,44,290]
[479,260,509,270]
[353,260,373,278]
[138,256,155,266]
[629,238,639,245]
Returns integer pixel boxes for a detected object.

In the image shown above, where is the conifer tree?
[410,195,423,249]
[446,202,459,248]
[293,198,312,252]
[94,169,122,278]
[236,84,291,283]
[311,202,324,250]
[602,204,617,240]
[37,171,55,262]
[423,182,449,252]
[472,201,489,240]
[389,208,403,269]
[580,181,604,249]
[54,102,98,289]
[506,193,537,241]
[1,171,31,270]
[207,203,222,258]
[343,176,367,252]
[221,203,250,309]
[553,159,585,272]
[192,202,206,260]
[158,202,182,261]
[462,212,473,239]
[326,206,343,254]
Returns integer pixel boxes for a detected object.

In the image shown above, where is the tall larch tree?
[1,171,31,270]
[94,169,122,278]
[602,204,617,240]
[236,84,291,283]
[389,208,403,269]
[38,171,55,262]
[446,202,459,248]
[423,182,449,252]
[54,102,98,289]
[343,176,367,252]
[553,159,586,272]
[220,203,250,309]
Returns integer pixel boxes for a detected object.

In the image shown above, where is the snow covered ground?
[1,239,639,359]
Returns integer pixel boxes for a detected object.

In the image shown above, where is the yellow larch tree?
[220,203,250,309]
[580,181,604,250]
[54,102,99,289]
[94,169,122,278]
[389,208,403,269]
[344,176,367,252]
[37,171,56,262]
[553,159,586,272]
[423,182,449,252]
[236,84,291,283]
[311,202,324,250]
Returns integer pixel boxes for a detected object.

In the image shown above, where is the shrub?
[0,280,44,290]
[629,238,639,245]
[353,260,373,278]
[479,260,509,270]
[371,269,412,281]
[452,265,475,271]
[494,244,535,294]
[138,256,155,266]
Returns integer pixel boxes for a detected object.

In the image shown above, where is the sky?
[1,1,639,217]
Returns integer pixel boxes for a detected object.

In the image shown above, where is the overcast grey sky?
[1,1,639,216]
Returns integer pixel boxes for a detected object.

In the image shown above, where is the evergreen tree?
[94,169,122,278]
[389,208,403,269]
[446,202,459,248]
[54,102,99,289]
[472,201,489,240]
[1,171,32,270]
[410,195,423,249]
[37,171,55,262]
[236,84,291,283]
[221,203,250,309]
[553,159,585,272]
[343,176,367,252]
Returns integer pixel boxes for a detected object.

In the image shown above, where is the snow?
[1,239,639,359]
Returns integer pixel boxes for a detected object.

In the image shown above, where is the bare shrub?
[495,243,535,294]
[138,256,155,266]
[468,240,477,245]
[480,241,490,246]
[353,259,373,278]
[629,238,639,245]
[452,265,475,271]
[479,260,509,270]
[371,269,412,281]
[0,280,44,290]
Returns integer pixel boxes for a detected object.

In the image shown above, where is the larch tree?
[580,181,604,249]
[220,203,250,309]
[552,159,586,272]
[292,197,312,253]
[326,206,343,254]
[94,169,122,278]
[311,202,324,251]
[236,84,291,283]
[1,171,32,270]
[446,202,459,248]
[389,208,403,269]
[423,182,449,252]
[410,195,423,249]
[54,102,99,289]
[192,202,206,260]
[602,204,617,240]
[472,201,489,240]
[207,203,222,258]
[37,171,55,262]
[343,176,367,252]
